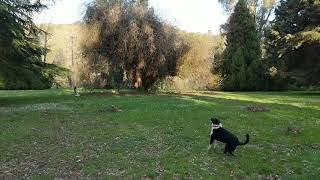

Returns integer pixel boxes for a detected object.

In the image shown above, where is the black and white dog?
[208,118,249,155]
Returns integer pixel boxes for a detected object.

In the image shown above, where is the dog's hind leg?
[228,145,237,156]
[224,144,230,154]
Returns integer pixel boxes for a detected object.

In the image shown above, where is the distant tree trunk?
[44,32,48,63]
[133,69,141,88]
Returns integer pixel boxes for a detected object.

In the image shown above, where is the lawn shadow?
[0,89,73,106]
[173,92,320,112]
[82,91,148,97]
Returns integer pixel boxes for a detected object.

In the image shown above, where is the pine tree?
[0,0,56,89]
[219,0,265,91]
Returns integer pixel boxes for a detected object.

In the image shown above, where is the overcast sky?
[33,0,229,34]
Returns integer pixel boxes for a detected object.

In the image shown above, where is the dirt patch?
[99,105,123,113]
[0,157,51,179]
[169,91,218,98]
[0,103,71,113]
[257,174,280,180]
[246,105,270,112]
[55,168,82,179]
[104,168,127,176]
[285,127,303,135]
[0,102,9,107]
[86,91,145,97]
[246,144,264,150]
[310,143,320,150]
[40,109,52,118]
[271,144,288,152]
[200,91,219,95]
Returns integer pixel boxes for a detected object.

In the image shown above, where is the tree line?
[215,0,319,90]
[0,0,319,91]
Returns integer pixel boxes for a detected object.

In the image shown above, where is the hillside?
[39,24,83,70]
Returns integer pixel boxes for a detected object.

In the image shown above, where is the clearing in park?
[0,90,319,178]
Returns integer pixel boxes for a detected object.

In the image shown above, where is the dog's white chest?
[210,123,222,136]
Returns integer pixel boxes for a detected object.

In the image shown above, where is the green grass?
[0,89,319,179]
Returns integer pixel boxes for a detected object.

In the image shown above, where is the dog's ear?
[215,118,221,124]
[211,118,221,124]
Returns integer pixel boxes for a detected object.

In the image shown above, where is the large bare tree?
[81,0,189,90]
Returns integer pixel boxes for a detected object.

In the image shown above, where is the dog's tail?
[238,134,249,146]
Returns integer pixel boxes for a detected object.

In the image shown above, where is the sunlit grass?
[0,89,319,178]
[185,91,320,110]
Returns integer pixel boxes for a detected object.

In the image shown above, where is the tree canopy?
[219,0,277,35]
[81,0,189,90]
[265,0,320,87]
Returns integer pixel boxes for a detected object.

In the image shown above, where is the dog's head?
[210,118,222,129]
[211,117,221,125]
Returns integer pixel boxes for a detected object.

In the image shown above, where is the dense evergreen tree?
[265,0,320,88]
[0,0,56,89]
[218,0,265,91]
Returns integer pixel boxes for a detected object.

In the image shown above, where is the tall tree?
[0,0,49,89]
[81,0,188,90]
[219,0,277,35]
[265,0,320,87]
[218,0,265,90]
[0,0,65,90]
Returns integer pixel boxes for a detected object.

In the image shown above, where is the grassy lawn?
[0,89,319,179]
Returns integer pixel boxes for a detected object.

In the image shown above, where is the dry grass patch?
[246,105,270,112]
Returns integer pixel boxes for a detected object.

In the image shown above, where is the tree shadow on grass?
[287,91,320,96]
[174,92,320,112]
[0,89,74,106]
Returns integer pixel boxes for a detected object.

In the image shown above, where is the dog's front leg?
[213,140,217,149]
[208,136,215,150]
[208,142,217,150]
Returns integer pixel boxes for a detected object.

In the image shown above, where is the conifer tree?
[0,0,57,89]
[219,0,265,90]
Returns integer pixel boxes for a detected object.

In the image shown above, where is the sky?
[34,0,229,34]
